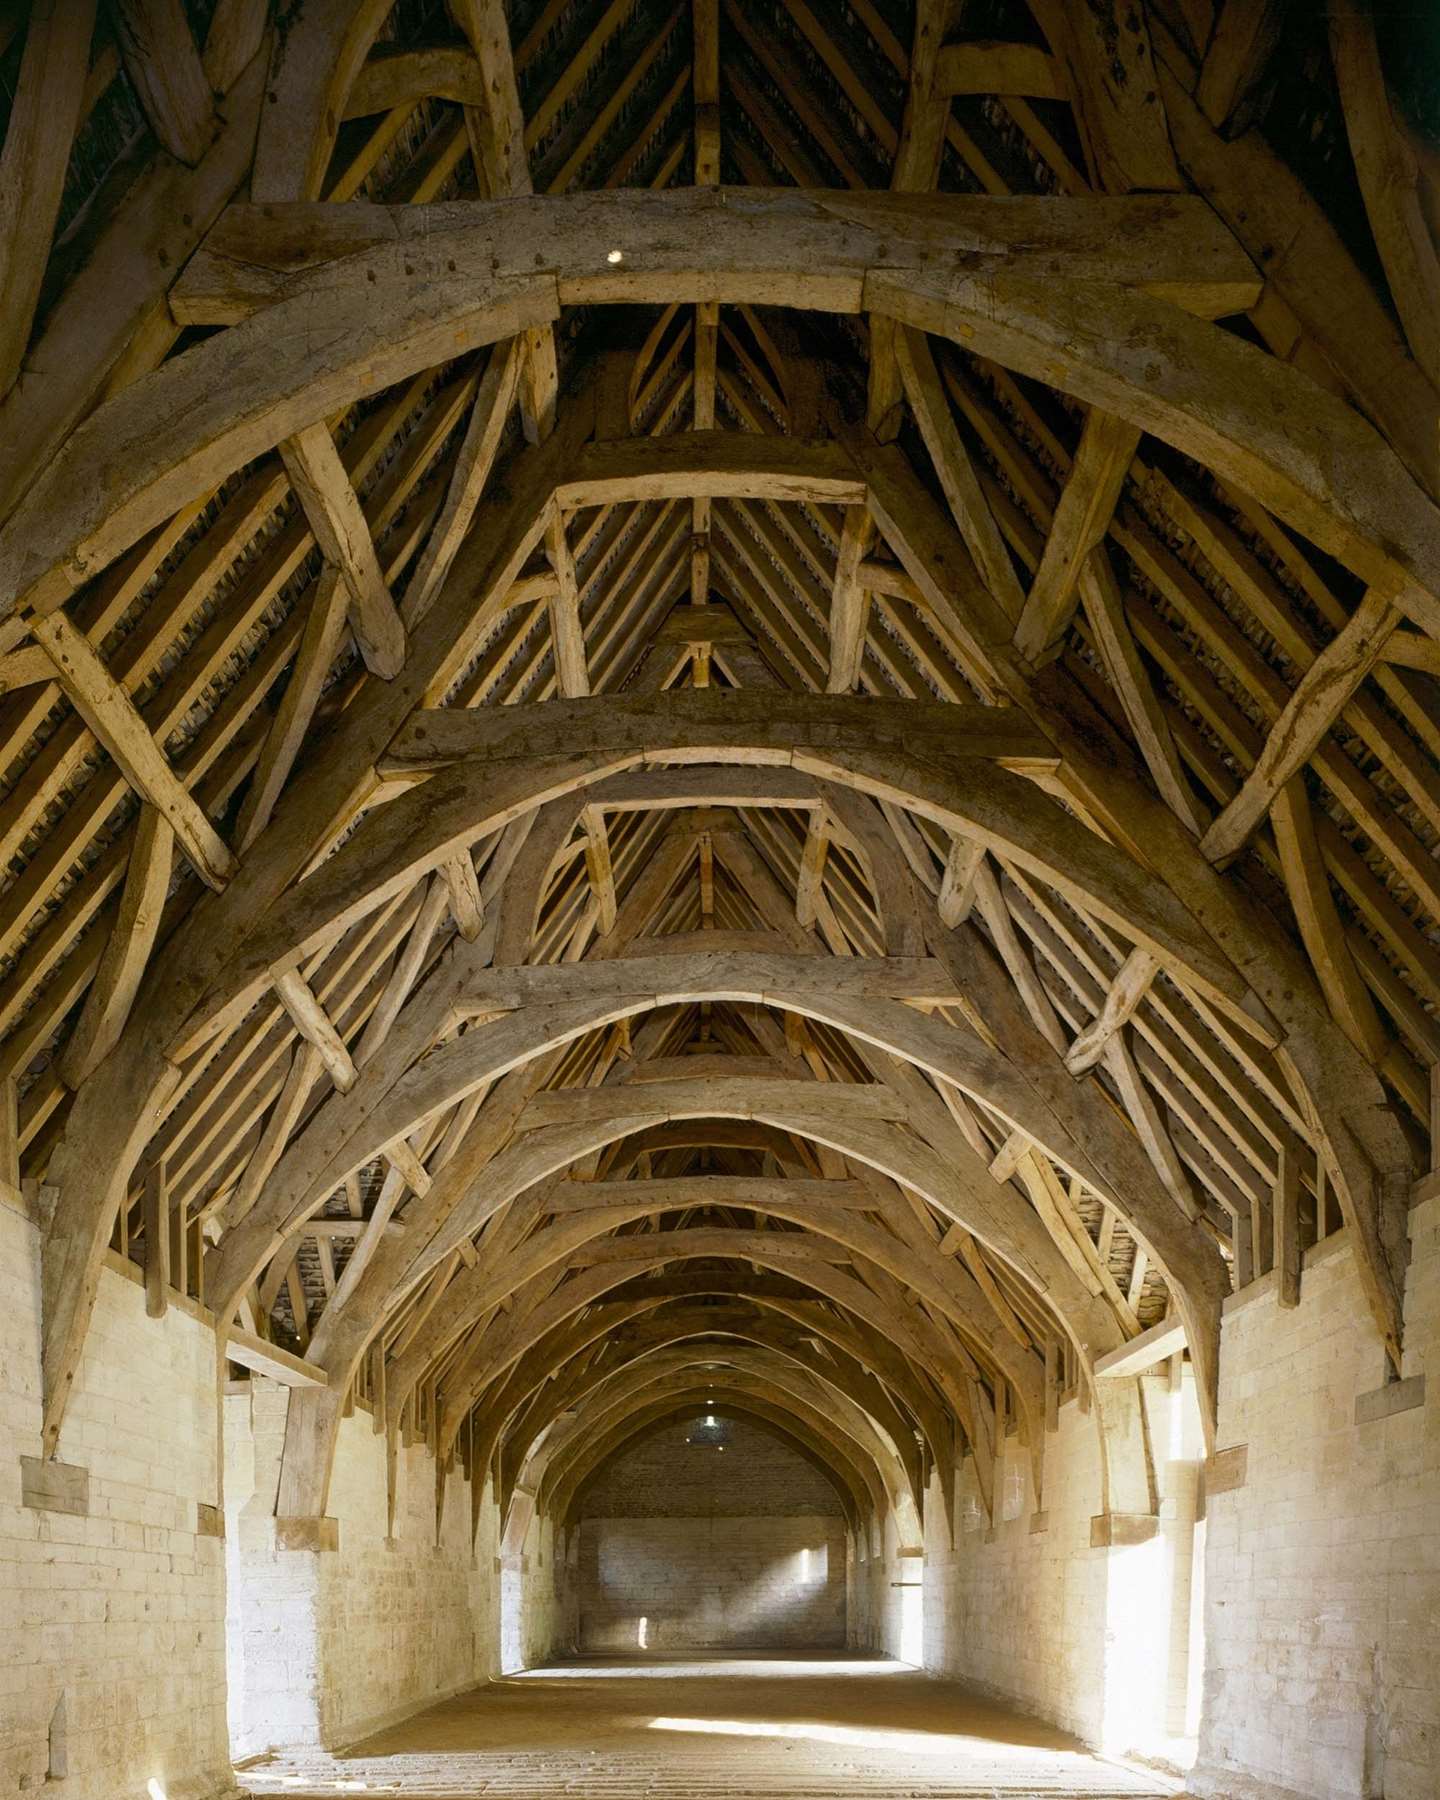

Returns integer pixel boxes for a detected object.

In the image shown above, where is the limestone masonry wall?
[1,1199,236,1800]
[226,1379,501,1754]
[851,1509,912,1661]
[921,1361,1205,1768]
[8,1176,1435,1800]
[1190,1210,1439,1800]
[503,1511,575,1673]
[576,1416,848,1650]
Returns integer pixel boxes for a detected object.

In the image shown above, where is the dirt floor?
[239,1652,1176,1797]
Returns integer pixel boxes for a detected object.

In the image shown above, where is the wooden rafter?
[4,1,1433,1536]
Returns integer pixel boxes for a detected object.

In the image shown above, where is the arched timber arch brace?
[530,1372,910,1550]
[280,1206,1029,1521]
[213,952,1219,1339]
[489,1312,931,1516]
[552,1399,871,1543]
[390,1199,1043,1445]
[445,1273,961,1503]
[24,196,1420,1456]
[507,1343,920,1531]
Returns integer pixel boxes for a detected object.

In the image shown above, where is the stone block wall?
[501,1511,576,1673]
[578,1513,846,1650]
[225,1378,502,1755]
[848,1509,914,1661]
[574,1415,848,1651]
[921,1363,1205,1767]
[1,1198,237,1800]
[922,1396,1107,1738]
[1191,1213,1439,1800]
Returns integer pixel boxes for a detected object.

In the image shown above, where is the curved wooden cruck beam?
[530,1363,909,1544]
[179,690,1254,1047]
[210,948,1222,1329]
[280,1211,998,1525]
[442,1268,964,1478]
[552,1398,871,1540]
[495,1305,921,1446]
[326,1102,1118,1387]
[508,1339,920,1523]
[7,189,1440,629]
[485,1308,932,1506]
[29,199,1422,1451]
[380,1193,1045,1442]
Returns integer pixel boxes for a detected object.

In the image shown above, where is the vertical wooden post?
[0,1074,18,1201]
[1430,1061,1439,1175]
[1233,1207,1253,1289]
[1251,1182,1274,1279]
[372,1340,387,1436]
[144,1162,169,1319]
[1044,1337,1060,1433]
[168,1172,187,1302]
[1274,1140,1301,1309]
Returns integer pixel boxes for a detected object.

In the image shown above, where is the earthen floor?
[238,1653,1176,1799]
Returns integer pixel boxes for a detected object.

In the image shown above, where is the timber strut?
[0,5,1437,1798]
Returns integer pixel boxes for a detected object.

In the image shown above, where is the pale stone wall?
[501,1510,574,1672]
[225,1378,502,1755]
[573,1416,847,1652]
[321,1405,501,1743]
[913,1216,1438,1799]
[578,1417,847,1516]
[922,1398,1108,1739]
[1,1199,237,1800]
[920,1368,1205,1767]
[578,1514,846,1650]
[1191,1214,1439,1800]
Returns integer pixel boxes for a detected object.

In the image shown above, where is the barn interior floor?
[237,1653,1176,1798]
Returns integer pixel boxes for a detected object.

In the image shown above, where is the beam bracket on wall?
[20,1455,89,1516]
[1089,1511,1159,1548]
[1203,1443,1248,1497]
[275,1514,340,1552]
[1354,1374,1425,1424]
